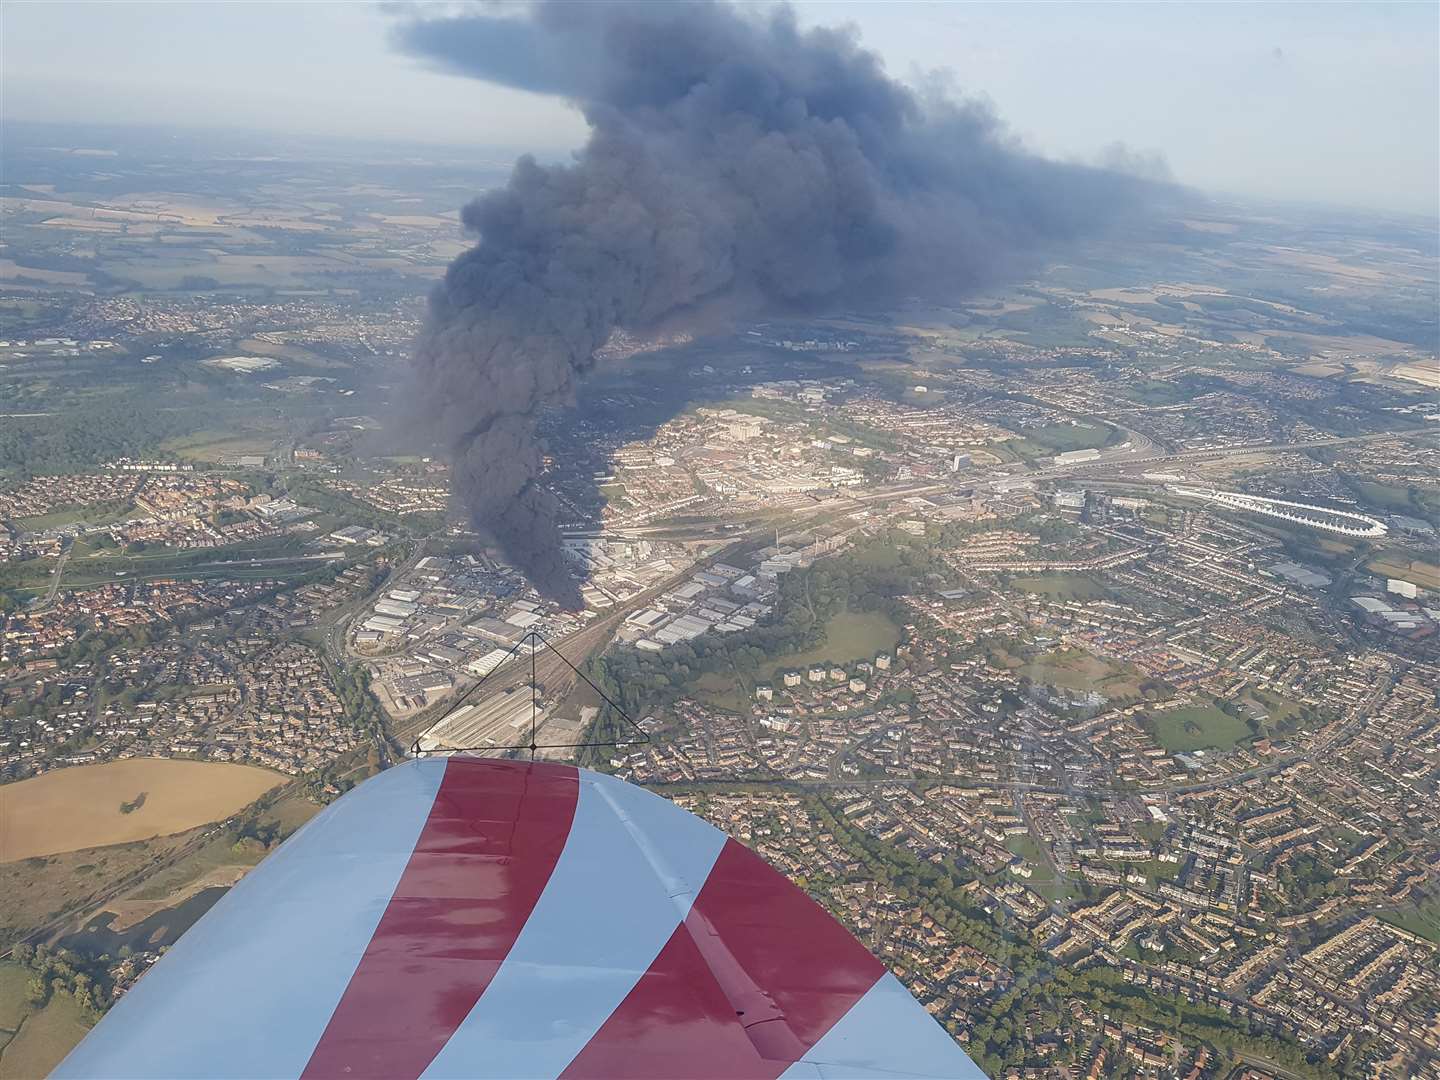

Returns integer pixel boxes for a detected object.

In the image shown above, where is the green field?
[1149,704,1253,753]
[1365,556,1440,592]
[1378,896,1440,945]
[690,672,751,712]
[752,611,901,684]
[14,502,134,532]
[850,544,908,570]
[161,429,282,463]
[1351,480,1440,523]
[690,610,901,710]
[1030,875,1081,905]
[1241,688,1307,733]
[1000,420,1118,462]
[1009,574,1108,601]
[0,987,92,1080]
[0,557,56,595]
[0,964,30,1034]
[1024,421,1116,453]
[1123,380,1191,406]
[1005,833,1045,864]
[1020,647,1143,698]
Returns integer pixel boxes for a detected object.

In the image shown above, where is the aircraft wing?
[56,757,985,1079]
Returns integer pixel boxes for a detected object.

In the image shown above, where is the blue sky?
[4,1,1436,215]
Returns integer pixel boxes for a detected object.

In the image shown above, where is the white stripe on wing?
[778,972,987,1080]
[53,760,449,1080]
[420,770,728,1080]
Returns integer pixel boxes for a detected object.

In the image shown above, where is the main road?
[1026,429,1410,484]
[32,538,72,610]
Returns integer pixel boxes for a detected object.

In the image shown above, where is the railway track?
[389,543,749,753]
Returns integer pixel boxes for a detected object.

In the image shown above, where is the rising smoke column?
[399,1,1158,607]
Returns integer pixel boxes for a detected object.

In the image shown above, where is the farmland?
[1,759,283,861]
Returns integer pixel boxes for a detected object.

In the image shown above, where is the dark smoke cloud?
[398,1,1163,606]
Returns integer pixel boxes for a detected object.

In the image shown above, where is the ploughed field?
[0,759,283,862]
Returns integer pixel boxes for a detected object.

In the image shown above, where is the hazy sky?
[4,1,1436,215]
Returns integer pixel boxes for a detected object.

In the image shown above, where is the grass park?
[1239,687,1309,734]
[1008,574,1109,601]
[1004,833,1046,865]
[1378,896,1440,946]
[692,609,901,711]
[160,429,283,464]
[752,610,901,683]
[1148,703,1253,754]
[1019,647,1144,699]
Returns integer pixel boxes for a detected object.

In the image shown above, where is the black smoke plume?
[398,1,1160,607]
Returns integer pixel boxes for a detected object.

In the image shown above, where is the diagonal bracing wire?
[411,628,648,761]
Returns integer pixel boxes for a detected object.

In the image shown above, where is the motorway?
[1025,429,1409,484]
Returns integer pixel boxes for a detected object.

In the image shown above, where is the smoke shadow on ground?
[532,333,873,572]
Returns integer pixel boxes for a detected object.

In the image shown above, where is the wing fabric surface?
[56,757,984,1079]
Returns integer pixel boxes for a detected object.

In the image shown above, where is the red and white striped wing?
[56,757,985,1079]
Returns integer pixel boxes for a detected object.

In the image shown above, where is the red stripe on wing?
[561,837,885,1079]
[302,758,579,1080]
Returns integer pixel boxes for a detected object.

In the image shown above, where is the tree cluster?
[9,942,115,1020]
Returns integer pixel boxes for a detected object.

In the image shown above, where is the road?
[33,538,72,609]
[1026,429,1410,484]
[561,480,955,541]
[643,672,1390,803]
[319,541,427,665]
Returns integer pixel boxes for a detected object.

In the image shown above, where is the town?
[2,135,1437,1078]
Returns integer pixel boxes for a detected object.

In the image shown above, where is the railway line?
[390,540,753,753]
